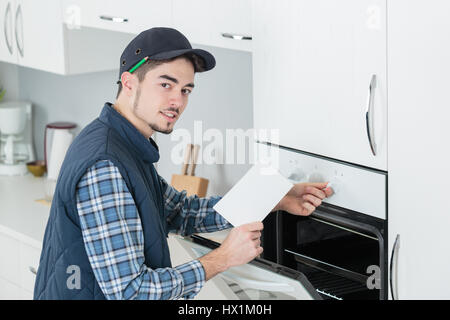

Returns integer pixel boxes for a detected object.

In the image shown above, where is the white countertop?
[0,172,230,250]
[0,174,51,248]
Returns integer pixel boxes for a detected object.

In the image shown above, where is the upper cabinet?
[0,0,66,73]
[0,0,134,74]
[173,0,252,52]
[15,0,66,74]
[1,0,252,74]
[70,0,172,34]
[0,0,17,64]
[252,0,387,171]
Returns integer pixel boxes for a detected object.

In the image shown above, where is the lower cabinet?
[0,230,41,300]
[0,277,22,300]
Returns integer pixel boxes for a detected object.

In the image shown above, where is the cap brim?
[149,48,216,72]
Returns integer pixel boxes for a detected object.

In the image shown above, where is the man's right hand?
[198,221,264,281]
[219,221,264,268]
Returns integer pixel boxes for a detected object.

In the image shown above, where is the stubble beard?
[133,85,174,135]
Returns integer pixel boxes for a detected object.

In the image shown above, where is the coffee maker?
[0,101,36,175]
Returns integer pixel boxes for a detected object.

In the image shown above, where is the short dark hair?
[116,53,205,99]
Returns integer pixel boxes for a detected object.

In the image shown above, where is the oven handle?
[390,234,400,300]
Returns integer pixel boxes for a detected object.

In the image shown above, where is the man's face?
[132,57,195,135]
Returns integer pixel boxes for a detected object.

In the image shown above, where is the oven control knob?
[287,169,307,183]
[325,177,341,195]
[308,172,325,183]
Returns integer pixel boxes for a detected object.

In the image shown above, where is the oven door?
[174,232,322,300]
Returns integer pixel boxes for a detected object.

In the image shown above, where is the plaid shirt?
[75,159,232,300]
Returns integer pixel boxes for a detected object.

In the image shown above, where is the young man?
[34,27,332,300]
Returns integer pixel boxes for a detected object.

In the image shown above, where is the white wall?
[0,62,20,101]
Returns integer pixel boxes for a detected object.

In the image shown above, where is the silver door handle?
[29,266,37,275]
[389,234,400,300]
[365,74,377,156]
[99,15,128,23]
[14,3,23,58]
[4,2,13,54]
[221,33,252,41]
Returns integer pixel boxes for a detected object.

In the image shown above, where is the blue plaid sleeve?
[75,160,205,300]
[158,175,233,235]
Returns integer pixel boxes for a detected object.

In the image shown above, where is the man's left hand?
[272,182,334,216]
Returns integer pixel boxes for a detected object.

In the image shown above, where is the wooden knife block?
[171,174,209,198]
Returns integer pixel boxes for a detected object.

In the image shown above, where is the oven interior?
[261,207,386,300]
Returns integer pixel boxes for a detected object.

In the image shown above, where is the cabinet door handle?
[365,74,377,156]
[4,2,13,54]
[29,266,37,275]
[99,15,128,23]
[389,234,400,300]
[221,32,252,41]
[14,3,23,58]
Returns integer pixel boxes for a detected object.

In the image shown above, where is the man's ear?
[121,72,138,97]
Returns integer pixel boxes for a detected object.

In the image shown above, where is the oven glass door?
[174,233,321,300]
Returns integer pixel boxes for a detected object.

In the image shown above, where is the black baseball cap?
[117,27,216,84]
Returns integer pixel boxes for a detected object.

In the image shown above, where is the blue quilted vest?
[34,102,171,300]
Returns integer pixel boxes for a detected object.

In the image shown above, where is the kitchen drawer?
[19,242,41,293]
[64,0,172,34]
[0,231,20,284]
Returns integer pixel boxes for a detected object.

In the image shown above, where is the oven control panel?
[255,142,387,220]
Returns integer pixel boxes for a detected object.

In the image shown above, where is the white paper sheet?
[213,163,293,227]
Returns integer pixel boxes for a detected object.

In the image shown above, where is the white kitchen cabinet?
[0,0,132,74]
[19,241,41,293]
[67,0,252,52]
[172,0,210,49]
[0,231,20,282]
[1,0,252,74]
[0,175,50,300]
[252,0,387,170]
[387,0,450,299]
[0,0,17,64]
[0,277,22,300]
[1,0,67,73]
[173,0,252,52]
[15,0,66,74]
[63,0,172,35]
[0,229,41,300]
